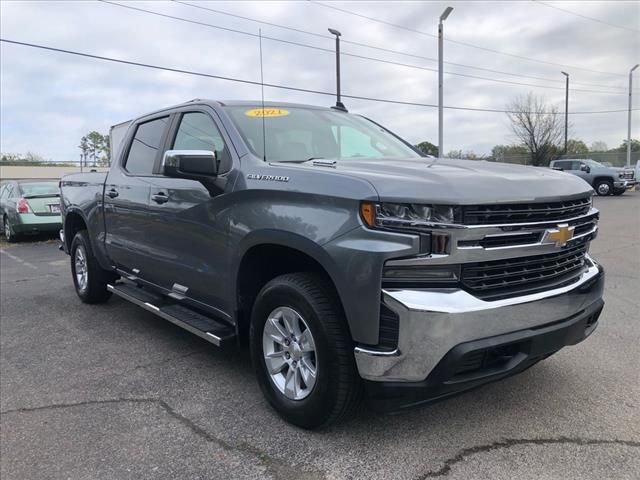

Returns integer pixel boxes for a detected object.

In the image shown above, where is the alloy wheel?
[262,306,318,400]
[74,245,88,293]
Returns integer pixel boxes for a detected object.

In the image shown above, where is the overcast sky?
[1,0,639,161]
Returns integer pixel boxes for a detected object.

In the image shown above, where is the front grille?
[461,244,588,301]
[462,197,591,225]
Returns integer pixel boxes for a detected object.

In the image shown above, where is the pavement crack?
[123,350,202,375]
[0,397,326,479]
[417,437,640,479]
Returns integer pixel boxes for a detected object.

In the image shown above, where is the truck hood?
[307,158,593,204]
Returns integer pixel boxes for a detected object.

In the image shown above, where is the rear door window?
[124,117,170,175]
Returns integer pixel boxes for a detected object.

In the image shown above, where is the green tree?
[415,141,438,156]
[609,139,640,152]
[566,138,589,155]
[491,144,529,161]
[79,136,89,166]
[79,131,110,166]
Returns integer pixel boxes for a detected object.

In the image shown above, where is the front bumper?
[354,256,604,407]
[364,296,603,412]
[614,180,628,189]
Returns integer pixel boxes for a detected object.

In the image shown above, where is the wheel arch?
[63,208,89,253]
[232,230,351,344]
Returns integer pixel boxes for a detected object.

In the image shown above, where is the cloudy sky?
[1,0,639,161]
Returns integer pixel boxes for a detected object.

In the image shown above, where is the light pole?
[627,64,639,167]
[561,71,569,155]
[328,28,346,111]
[438,6,453,158]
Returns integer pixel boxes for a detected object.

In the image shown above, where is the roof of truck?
[214,100,333,110]
[123,99,340,126]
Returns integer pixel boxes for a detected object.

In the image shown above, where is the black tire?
[3,215,19,243]
[70,230,116,304]
[250,272,361,429]
[594,179,613,196]
[613,188,625,196]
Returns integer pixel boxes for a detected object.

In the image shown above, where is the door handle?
[151,192,169,204]
[107,188,119,198]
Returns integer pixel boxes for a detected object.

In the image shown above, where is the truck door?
[569,161,592,183]
[103,115,171,275]
[141,109,235,316]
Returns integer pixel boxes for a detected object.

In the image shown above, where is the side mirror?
[162,150,218,179]
[580,164,590,173]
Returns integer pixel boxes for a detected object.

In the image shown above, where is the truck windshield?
[224,106,422,162]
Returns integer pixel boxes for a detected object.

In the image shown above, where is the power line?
[173,0,626,91]
[1,38,634,115]
[533,0,640,33]
[309,0,627,77]
[98,1,626,95]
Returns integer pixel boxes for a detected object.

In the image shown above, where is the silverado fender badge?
[247,174,289,182]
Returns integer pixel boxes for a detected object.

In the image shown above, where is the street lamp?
[627,64,639,167]
[438,6,453,158]
[561,71,569,155]
[328,28,346,111]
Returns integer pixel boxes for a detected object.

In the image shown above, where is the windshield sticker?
[245,108,290,118]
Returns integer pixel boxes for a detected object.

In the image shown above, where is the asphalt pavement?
[1,192,639,479]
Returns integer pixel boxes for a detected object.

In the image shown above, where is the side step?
[107,283,236,347]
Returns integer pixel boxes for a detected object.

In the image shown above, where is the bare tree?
[506,93,564,166]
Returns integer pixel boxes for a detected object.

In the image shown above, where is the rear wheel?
[70,230,116,303]
[250,272,361,429]
[3,216,19,243]
[594,179,613,196]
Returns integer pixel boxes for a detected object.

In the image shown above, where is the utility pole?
[438,7,453,158]
[627,64,639,167]
[328,28,346,111]
[561,71,569,155]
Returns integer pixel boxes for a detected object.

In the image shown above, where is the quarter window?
[124,117,169,175]
[173,112,231,172]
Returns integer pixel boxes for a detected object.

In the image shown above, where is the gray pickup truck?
[550,158,635,196]
[60,100,605,428]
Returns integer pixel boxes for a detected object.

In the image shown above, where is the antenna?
[259,29,267,162]
[328,28,347,112]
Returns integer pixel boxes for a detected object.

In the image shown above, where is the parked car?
[0,180,62,242]
[550,158,635,195]
[60,100,604,428]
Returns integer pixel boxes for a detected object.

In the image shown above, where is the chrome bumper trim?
[354,255,604,382]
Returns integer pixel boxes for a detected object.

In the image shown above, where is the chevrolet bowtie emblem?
[543,223,575,247]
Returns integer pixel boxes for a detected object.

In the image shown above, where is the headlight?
[360,202,461,229]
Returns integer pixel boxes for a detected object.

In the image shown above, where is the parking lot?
[0,192,638,480]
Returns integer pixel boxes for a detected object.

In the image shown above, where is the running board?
[107,283,235,347]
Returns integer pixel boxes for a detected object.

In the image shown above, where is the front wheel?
[594,179,613,196]
[70,230,116,303]
[613,188,626,196]
[250,272,361,429]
